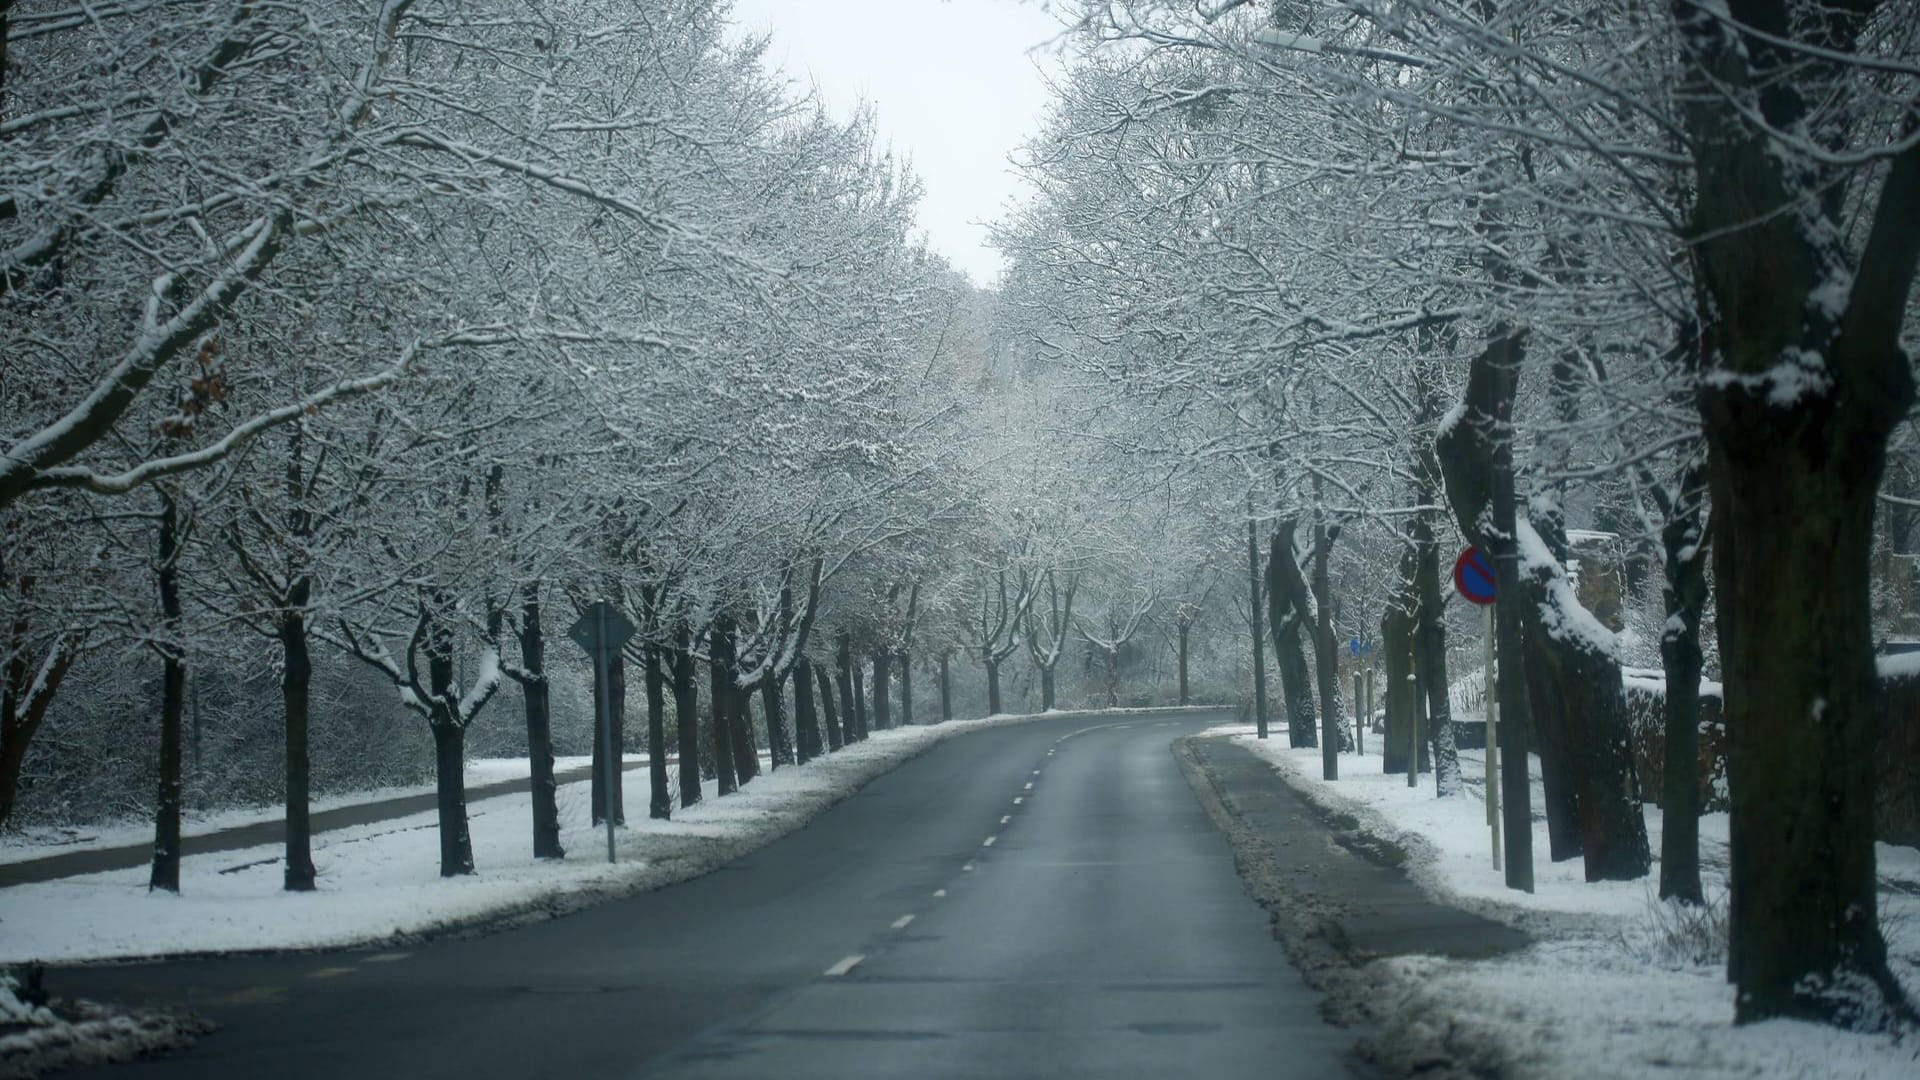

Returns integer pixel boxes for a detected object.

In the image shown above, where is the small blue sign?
[1453,548,1497,605]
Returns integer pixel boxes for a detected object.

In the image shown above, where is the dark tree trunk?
[836,633,862,740]
[1177,622,1191,706]
[1310,521,1343,778]
[671,622,701,808]
[851,657,869,741]
[1039,666,1056,712]
[150,495,185,893]
[592,648,626,825]
[762,675,790,769]
[645,644,670,820]
[280,599,316,892]
[735,689,759,781]
[1434,329,1538,892]
[1413,518,1459,796]
[900,652,914,726]
[794,658,822,762]
[519,583,563,858]
[820,658,845,750]
[1659,464,1710,905]
[939,653,952,722]
[430,723,475,876]
[1248,517,1269,738]
[0,584,79,831]
[1518,621,1585,861]
[1267,532,1318,749]
[873,651,892,730]
[985,658,1002,717]
[710,618,738,795]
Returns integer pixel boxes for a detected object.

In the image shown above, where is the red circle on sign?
[1453,548,1496,605]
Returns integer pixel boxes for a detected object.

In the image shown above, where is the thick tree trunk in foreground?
[645,644,670,820]
[710,618,738,795]
[671,621,701,809]
[149,495,185,893]
[279,601,317,891]
[1266,534,1316,748]
[430,723,475,877]
[1248,518,1269,738]
[1381,575,1417,776]
[794,658,822,762]
[1672,0,1918,1025]
[518,586,563,857]
[1517,619,1585,862]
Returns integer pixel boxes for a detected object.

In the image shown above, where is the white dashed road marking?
[891,914,915,930]
[983,835,997,847]
[307,967,355,980]
[824,955,865,977]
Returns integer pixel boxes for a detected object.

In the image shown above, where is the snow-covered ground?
[0,971,207,1076]
[0,755,633,867]
[1233,731,1920,1080]
[0,713,1128,964]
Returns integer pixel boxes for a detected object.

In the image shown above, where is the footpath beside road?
[1175,734,1530,1077]
[0,758,660,889]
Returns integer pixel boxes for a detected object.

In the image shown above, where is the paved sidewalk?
[0,758,660,888]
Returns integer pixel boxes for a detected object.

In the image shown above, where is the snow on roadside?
[0,710,1173,964]
[1234,735,1920,1080]
[0,972,209,1078]
[0,755,637,867]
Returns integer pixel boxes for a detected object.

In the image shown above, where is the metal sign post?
[570,601,636,866]
[1454,547,1500,871]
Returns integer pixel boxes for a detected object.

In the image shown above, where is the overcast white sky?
[725,0,1065,287]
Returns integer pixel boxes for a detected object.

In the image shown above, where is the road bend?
[50,711,1356,1079]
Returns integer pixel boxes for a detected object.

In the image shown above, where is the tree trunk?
[1248,517,1269,738]
[1434,329,1537,892]
[1039,665,1056,712]
[873,651,892,730]
[149,495,184,894]
[1267,533,1318,749]
[762,675,789,769]
[1177,623,1190,706]
[1518,620,1585,861]
[735,688,759,782]
[430,723,475,877]
[280,600,316,892]
[645,644,670,820]
[1659,468,1710,905]
[939,653,952,722]
[671,621,701,809]
[710,618,737,795]
[985,658,1002,717]
[519,584,563,857]
[1311,520,1343,778]
[900,652,914,726]
[1414,526,1459,797]
[851,657,869,741]
[794,657,822,762]
[820,658,845,750]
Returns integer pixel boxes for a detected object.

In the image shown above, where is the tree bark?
[1381,571,1418,776]
[761,675,789,769]
[592,647,626,824]
[735,689,759,782]
[1659,466,1710,904]
[430,723,475,876]
[279,599,316,891]
[671,620,701,808]
[939,652,952,722]
[1311,518,1345,776]
[1413,513,1459,797]
[518,583,563,857]
[1177,622,1191,706]
[872,651,892,730]
[794,657,822,762]
[710,618,737,795]
[820,657,845,750]
[985,658,1002,716]
[851,655,869,741]
[149,494,184,894]
[900,652,914,726]
[645,643,670,820]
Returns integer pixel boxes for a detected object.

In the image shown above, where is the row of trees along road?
[0,0,1256,916]
[999,0,1920,1034]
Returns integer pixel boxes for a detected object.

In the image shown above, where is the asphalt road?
[49,711,1357,1079]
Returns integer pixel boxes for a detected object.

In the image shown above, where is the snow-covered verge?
[1236,735,1920,1080]
[0,709,1201,965]
[0,755,636,867]
[0,971,210,1079]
